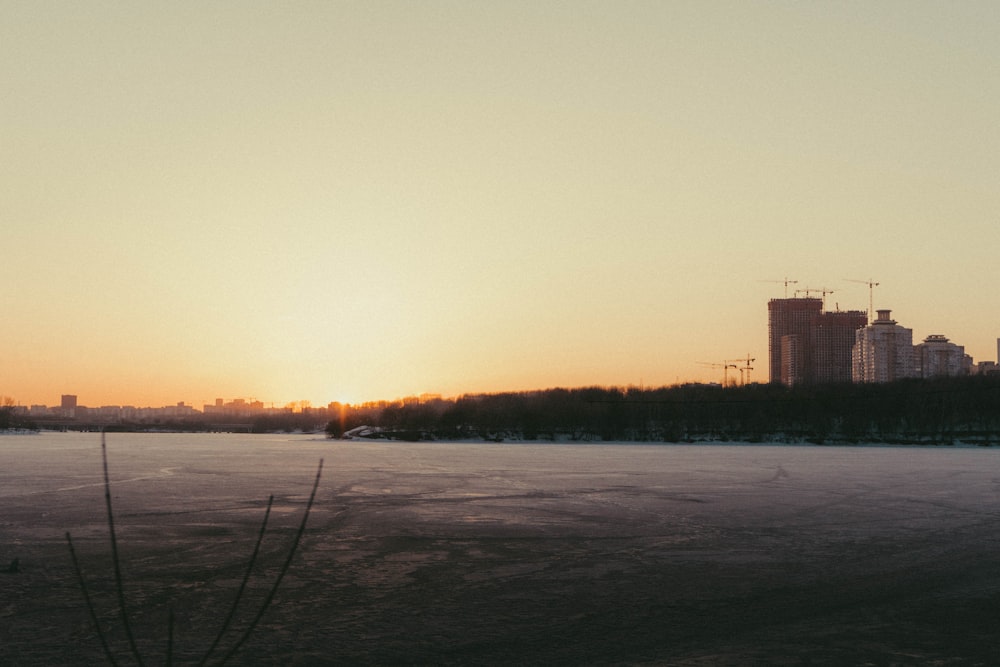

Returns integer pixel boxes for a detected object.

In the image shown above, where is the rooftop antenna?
[845,278,880,324]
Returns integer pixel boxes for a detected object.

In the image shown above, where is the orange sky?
[3,2,999,408]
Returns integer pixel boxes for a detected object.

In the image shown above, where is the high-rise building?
[780,334,805,386]
[60,394,78,419]
[914,335,970,378]
[769,298,822,385]
[813,310,869,383]
[768,298,866,385]
[852,309,915,383]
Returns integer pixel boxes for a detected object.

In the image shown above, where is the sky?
[3,1,999,409]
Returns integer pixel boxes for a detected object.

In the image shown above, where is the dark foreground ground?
[3,434,1000,665]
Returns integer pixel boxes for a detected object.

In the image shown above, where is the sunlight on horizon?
[3,2,999,408]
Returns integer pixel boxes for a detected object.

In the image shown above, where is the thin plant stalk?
[67,438,322,667]
[198,495,274,666]
[166,607,174,667]
[66,531,119,667]
[214,459,324,667]
[101,431,145,667]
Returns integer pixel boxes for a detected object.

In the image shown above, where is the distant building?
[813,309,869,383]
[974,361,1000,376]
[852,310,915,383]
[769,298,822,385]
[203,397,289,418]
[913,335,970,378]
[60,394,78,418]
[92,405,123,422]
[779,334,804,385]
[768,298,866,385]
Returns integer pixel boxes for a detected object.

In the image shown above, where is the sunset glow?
[3,2,999,409]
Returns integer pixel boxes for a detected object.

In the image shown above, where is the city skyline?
[15,294,999,411]
[4,3,999,408]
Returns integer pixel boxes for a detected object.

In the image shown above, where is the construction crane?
[725,359,746,385]
[795,287,835,309]
[697,361,738,387]
[845,278,880,324]
[727,355,756,385]
[759,277,798,298]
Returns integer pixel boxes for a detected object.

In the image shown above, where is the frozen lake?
[3,432,1000,665]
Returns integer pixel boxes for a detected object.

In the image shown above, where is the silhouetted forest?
[326,376,1000,445]
[0,400,34,431]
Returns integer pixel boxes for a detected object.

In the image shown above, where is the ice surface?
[2,432,1000,664]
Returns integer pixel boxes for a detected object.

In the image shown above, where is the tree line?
[0,397,35,431]
[326,376,1000,445]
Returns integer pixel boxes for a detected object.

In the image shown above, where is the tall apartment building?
[768,298,866,385]
[913,335,970,378]
[779,333,805,385]
[852,309,915,382]
[813,310,869,383]
[60,394,78,418]
[769,298,822,385]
